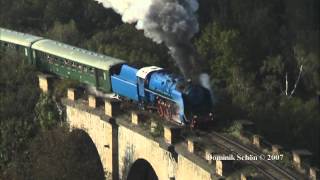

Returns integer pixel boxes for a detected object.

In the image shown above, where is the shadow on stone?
[127,159,158,180]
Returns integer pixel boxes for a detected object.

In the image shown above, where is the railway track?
[120,108,306,179]
[199,131,304,180]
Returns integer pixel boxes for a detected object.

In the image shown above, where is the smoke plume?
[86,85,120,99]
[199,73,215,103]
[95,0,200,78]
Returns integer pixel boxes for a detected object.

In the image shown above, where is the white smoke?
[97,1,153,24]
[86,85,120,100]
[95,0,199,78]
[199,73,215,104]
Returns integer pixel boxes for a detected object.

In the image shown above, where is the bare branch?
[285,73,288,96]
[289,65,303,97]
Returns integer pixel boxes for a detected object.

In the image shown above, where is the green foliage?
[260,55,285,93]
[46,20,82,45]
[28,128,105,180]
[226,121,243,138]
[85,24,171,69]
[195,0,319,165]
[2,127,105,180]
[253,97,320,150]
[52,79,79,100]
[196,22,242,83]
[35,93,60,130]
[0,54,39,172]
[277,151,292,168]
[150,121,164,138]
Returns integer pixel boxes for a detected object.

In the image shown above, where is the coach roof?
[0,28,43,47]
[32,39,125,71]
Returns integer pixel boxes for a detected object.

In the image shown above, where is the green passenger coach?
[31,39,125,92]
[0,28,125,93]
[0,28,43,64]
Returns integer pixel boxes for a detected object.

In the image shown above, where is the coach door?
[96,69,110,92]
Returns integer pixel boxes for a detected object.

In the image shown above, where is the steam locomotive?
[0,27,214,128]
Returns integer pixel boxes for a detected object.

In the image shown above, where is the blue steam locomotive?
[0,27,214,128]
[111,65,213,127]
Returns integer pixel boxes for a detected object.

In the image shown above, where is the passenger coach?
[0,28,43,64]
[31,39,124,92]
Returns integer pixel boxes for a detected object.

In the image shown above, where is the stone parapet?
[38,74,53,93]
[88,95,97,108]
[105,99,120,117]
[252,134,260,148]
[292,149,312,170]
[309,167,318,180]
[131,111,143,125]
[164,126,180,144]
[187,138,198,153]
[272,144,282,154]
[150,121,157,133]
[204,148,213,164]
[216,160,223,176]
[67,88,77,101]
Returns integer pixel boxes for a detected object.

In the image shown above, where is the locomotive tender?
[0,28,213,128]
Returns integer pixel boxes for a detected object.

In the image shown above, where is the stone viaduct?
[38,75,318,180]
[63,89,221,180]
[39,74,224,180]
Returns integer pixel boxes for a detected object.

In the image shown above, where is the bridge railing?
[238,127,318,180]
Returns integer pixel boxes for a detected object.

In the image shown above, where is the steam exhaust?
[94,0,199,78]
[95,0,215,103]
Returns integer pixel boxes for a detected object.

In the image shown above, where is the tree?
[0,53,40,173]
[28,127,105,180]
[85,24,172,69]
[35,93,60,130]
[46,20,82,45]
[196,22,243,86]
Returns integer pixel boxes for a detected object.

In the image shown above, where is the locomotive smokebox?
[183,85,213,115]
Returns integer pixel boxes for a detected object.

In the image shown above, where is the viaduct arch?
[69,129,105,179]
[126,159,158,180]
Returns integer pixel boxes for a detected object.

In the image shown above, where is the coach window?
[83,66,87,72]
[47,55,53,64]
[67,60,72,68]
[57,57,62,65]
[65,59,70,65]
[89,67,94,74]
[40,52,46,60]
[53,57,58,65]
[6,43,15,49]
[58,58,62,65]
[78,65,81,71]
[78,64,82,71]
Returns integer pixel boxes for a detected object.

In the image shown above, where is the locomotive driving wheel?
[156,97,175,121]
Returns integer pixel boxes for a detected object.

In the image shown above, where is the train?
[0,27,214,128]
